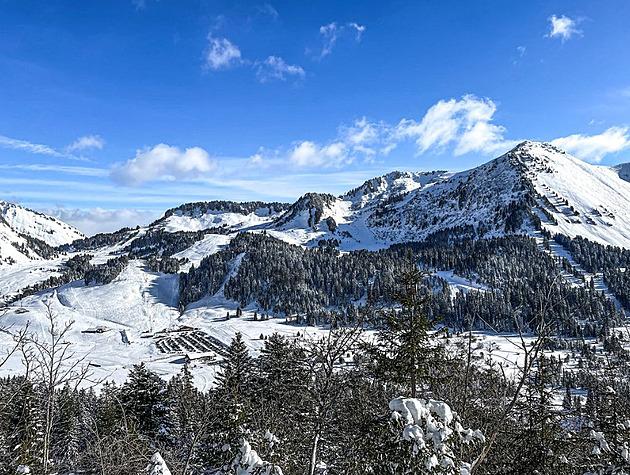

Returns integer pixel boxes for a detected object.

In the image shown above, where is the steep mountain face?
[518,142,630,247]
[367,151,533,243]
[365,141,630,247]
[0,201,84,266]
[274,193,338,229]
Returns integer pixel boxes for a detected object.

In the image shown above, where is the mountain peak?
[0,201,84,247]
[509,140,566,157]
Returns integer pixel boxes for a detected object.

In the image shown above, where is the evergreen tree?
[364,267,445,397]
[121,363,168,436]
[216,333,252,397]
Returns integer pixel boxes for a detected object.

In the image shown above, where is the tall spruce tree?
[216,332,252,397]
[364,266,444,397]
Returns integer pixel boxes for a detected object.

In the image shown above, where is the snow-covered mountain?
[152,200,290,233]
[5,140,629,267]
[82,142,630,254]
[0,201,84,265]
[363,141,630,247]
[3,141,630,387]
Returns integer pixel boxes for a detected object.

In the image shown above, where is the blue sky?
[1,0,630,234]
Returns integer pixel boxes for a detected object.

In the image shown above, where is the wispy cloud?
[111,143,217,186]
[338,117,393,156]
[546,14,583,42]
[551,126,630,163]
[513,46,527,65]
[254,56,305,83]
[316,21,366,59]
[0,135,87,161]
[0,164,108,177]
[348,22,365,42]
[203,35,244,71]
[0,135,65,158]
[66,135,105,152]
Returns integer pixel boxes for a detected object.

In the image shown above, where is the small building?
[185,351,217,364]
[121,329,132,344]
[83,325,110,334]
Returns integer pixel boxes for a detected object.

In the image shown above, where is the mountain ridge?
[3,140,630,268]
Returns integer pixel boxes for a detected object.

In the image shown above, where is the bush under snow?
[389,397,485,475]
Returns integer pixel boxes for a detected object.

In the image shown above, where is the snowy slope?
[0,201,84,266]
[520,142,630,247]
[0,201,83,246]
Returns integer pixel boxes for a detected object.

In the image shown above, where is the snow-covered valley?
[2,141,630,391]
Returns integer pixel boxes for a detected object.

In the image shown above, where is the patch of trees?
[553,234,630,312]
[58,227,138,252]
[178,233,622,335]
[125,228,228,259]
[11,234,59,260]
[4,277,630,474]
[84,255,130,285]
[146,255,181,274]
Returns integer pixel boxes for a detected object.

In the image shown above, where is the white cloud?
[348,22,366,42]
[288,141,350,168]
[111,143,217,186]
[338,117,393,156]
[67,135,105,152]
[395,95,517,156]
[551,126,630,163]
[546,15,582,42]
[203,35,243,71]
[317,21,365,58]
[47,207,158,235]
[0,134,88,161]
[254,56,305,83]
